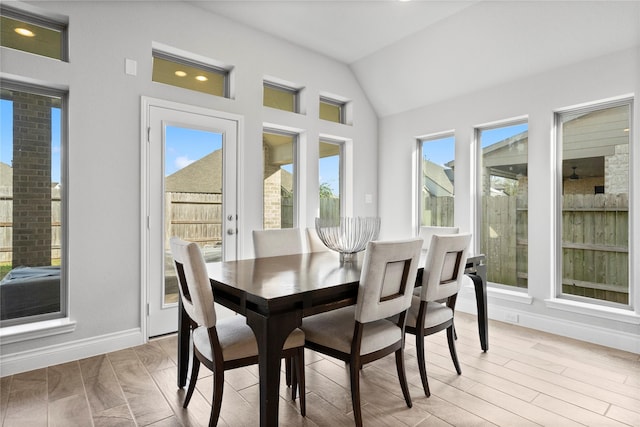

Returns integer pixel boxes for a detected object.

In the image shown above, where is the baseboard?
[0,328,144,377]
[456,290,640,354]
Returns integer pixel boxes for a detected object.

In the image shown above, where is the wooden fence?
[165,192,223,249]
[1,190,629,303]
[423,195,454,226]
[0,189,62,265]
[481,192,628,303]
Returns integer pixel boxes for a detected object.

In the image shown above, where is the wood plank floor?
[1,312,638,426]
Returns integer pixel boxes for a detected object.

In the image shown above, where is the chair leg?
[209,367,224,427]
[349,359,363,427]
[447,325,462,375]
[415,333,431,397]
[395,348,412,408]
[183,355,200,408]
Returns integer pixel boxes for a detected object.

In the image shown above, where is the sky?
[165,126,222,176]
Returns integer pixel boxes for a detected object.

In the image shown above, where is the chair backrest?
[418,226,459,250]
[306,227,329,252]
[253,228,304,258]
[419,233,472,302]
[355,238,423,323]
[169,237,216,328]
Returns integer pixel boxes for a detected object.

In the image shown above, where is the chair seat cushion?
[193,315,305,362]
[302,306,402,355]
[405,295,453,329]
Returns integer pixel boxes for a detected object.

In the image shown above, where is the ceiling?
[190,1,640,117]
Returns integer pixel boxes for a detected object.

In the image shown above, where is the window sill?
[545,298,640,325]
[486,286,534,305]
[0,318,76,345]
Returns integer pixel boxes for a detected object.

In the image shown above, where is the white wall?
[378,47,640,353]
[0,1,378,375]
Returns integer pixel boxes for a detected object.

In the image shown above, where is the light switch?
[125,58,137,76]
[365,194,373,203]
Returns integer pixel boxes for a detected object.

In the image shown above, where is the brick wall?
[605,144,629,195]
[12,92,52,267]
[263,144,282,229]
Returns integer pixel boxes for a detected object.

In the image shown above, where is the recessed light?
[15,28,35,37]
[174,70,187,77]
[195,75,208,82]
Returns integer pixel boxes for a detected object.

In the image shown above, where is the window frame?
[476,118,529,291]
[554,97,633,309]
[0,79,69,328]
[262,127,299,229]
[318,137,344,220]
[0,4,68,61]
[416,132,456,232]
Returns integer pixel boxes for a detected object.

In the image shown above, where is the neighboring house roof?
[165,150,223,193]
[165,150,293,194]
[423,159,454,197]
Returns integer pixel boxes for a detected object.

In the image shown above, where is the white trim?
[545,298,640,325]
[0,328,143,377]
[486,285,534,305]
[456,294,640,354]
[0,318,76,345]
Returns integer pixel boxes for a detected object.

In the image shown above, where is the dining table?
[177,249,487,427]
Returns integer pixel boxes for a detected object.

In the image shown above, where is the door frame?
[140,96,244,339]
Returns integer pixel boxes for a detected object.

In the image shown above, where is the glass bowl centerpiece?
[315,217,381,262]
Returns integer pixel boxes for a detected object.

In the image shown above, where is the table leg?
[245,309,301,427]
[469,264,488,352]
[177,297,190,388]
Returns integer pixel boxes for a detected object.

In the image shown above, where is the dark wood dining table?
[177,250,487,427]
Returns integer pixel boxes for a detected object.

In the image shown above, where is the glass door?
[146,102,238,337]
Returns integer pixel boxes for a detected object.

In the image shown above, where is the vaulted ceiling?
[191,1,640,117]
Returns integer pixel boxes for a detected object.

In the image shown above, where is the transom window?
[319,96,345,124]
[152,50,229,98]
[263,82,299,113]
[556,100,631,306]
[0,6,67,61]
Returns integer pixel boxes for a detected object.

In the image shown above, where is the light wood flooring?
[1,312,638,427]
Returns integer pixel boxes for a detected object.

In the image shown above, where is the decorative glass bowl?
[315,217,381,262]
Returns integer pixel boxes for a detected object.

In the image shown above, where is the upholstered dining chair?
[406,232,472,397]
[170,237,306,426]
[418,226,459,251]
[252,228,304,257]
[306,227,329,252]
[301,238,423,427]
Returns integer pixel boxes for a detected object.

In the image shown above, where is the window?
[263,82,299,113]
[319,96,345,123]
[152,50,229,97]
[478,121,528,289]
[0,6,67,61]
[556,100,631,306]
[319,139,342,221]
[0,81,67,326]
[418,134,455,227]
[263,130,297,229]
